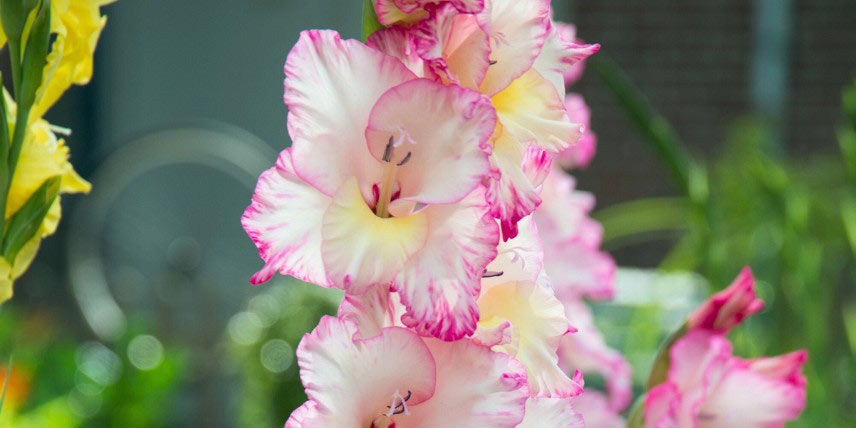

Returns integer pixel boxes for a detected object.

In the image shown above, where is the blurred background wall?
[3,0,855,426]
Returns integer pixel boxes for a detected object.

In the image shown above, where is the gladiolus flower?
[645,331,807,428]
[0,93,91,302]
[285,316,529,427]
[687,267,764,334]
[369,1,600,239]
[243,30,500,340]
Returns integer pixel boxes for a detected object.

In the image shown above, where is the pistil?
[374,137,412,218]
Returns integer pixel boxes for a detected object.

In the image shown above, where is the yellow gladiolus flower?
[0,91,91,302]
[1,0,116,117]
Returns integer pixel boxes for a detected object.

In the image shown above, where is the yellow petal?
[322,178,428,292]
[491,69,580,153]
[34,0,110,118]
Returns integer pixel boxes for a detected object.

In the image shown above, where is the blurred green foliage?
[595,55,856,427]
[0,307,188,427]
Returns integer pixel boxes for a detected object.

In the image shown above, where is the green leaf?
[594,197,690,248]
[17,0,51,112]
[0,0,38,42]
[7,0,51,186]
[2,175,60,263]
[361,0,383,42]
[591,55,708,206]
[626,394,646,428]
[646,322,688,390]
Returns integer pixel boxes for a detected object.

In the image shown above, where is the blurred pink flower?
[645,331,807,428]
[555,94,598,169]
[687,267,764,334]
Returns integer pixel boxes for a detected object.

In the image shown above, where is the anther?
[397,152,412,166]
[489,60,498,66]
[383,136,394,162]
[483,270,504,278]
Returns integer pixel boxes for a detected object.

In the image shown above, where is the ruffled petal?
[241,149,331,285]
[486,128,553,240]
[558,300,632,411]
[366,79,495,205]
[338,283,405,339]
[322,178,428,292]
[296,316,437,426]
[554,23,585,86]
[516,397,584,428]
[699,365,807,427]
[402,338,529,427]
[572,391,626,428]
[285,30,416,197]
[284,401,321,428]
[492,69,580,153]
[533,23,600,97]
[411,3,491,90]
[397,187,499,340]
[477,279,581,397]
[367,26,428,77]
[478,0,551,96]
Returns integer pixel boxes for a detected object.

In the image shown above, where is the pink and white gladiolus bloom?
[369,0,600,239]
[687,267,764,334]
[285,316,529,427]
[644,331,807,428]
[243,30,501,340]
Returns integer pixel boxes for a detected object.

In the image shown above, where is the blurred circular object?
[66,123,276,342]
[127,334,165,371]
[76,342,122,386]
[228,311,264,346]
[67,383,103,418]
[259,339,293,374]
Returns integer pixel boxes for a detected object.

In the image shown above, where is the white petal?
[365,78,495,205]
[478,0,551,95]
[492,69,580,153]
[285,30,416,197]
[516,397,584,428]
[241,149,331,285]
[396,187,499,340]
[402,338,529,427]
[478,279,581,397]
[296,316,437,426]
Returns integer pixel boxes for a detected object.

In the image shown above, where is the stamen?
[396,152,412,166]
[382,136,394,162]
[483,270,504,278]
[48,124,73,136]
[489,60,498,66]
[383,390,412,417]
